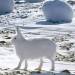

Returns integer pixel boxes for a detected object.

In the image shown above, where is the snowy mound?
[25,0,44,3]
[0,0,14,15]
[42,0,73,23]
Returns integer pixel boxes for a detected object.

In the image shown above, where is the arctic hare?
[11,27,56,71]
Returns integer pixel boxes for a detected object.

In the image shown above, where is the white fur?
[11,27,56,71]
[0,0,14,14]
[42,0,73,23]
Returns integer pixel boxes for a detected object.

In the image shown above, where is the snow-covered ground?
[0,1,75,75]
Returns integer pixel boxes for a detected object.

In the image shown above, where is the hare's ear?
[16,26,20,34]
[16,26,19,33]
[16,26,23,37]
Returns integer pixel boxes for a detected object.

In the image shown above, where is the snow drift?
[42,0,73,23]
[0,0,14,14]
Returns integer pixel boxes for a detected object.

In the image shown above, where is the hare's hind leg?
[50,59,55,71]
[35,58,43,72]
[47,57,55,71]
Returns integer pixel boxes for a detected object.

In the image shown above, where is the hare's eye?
[14,37,16,39]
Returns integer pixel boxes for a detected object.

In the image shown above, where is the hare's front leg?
[14,59,23,70]
[24,59,28,71]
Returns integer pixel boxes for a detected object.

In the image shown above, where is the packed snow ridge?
[11,26,56,71]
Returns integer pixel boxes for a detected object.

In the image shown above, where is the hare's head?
[11,34,17,44]
[11,26,23,44]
